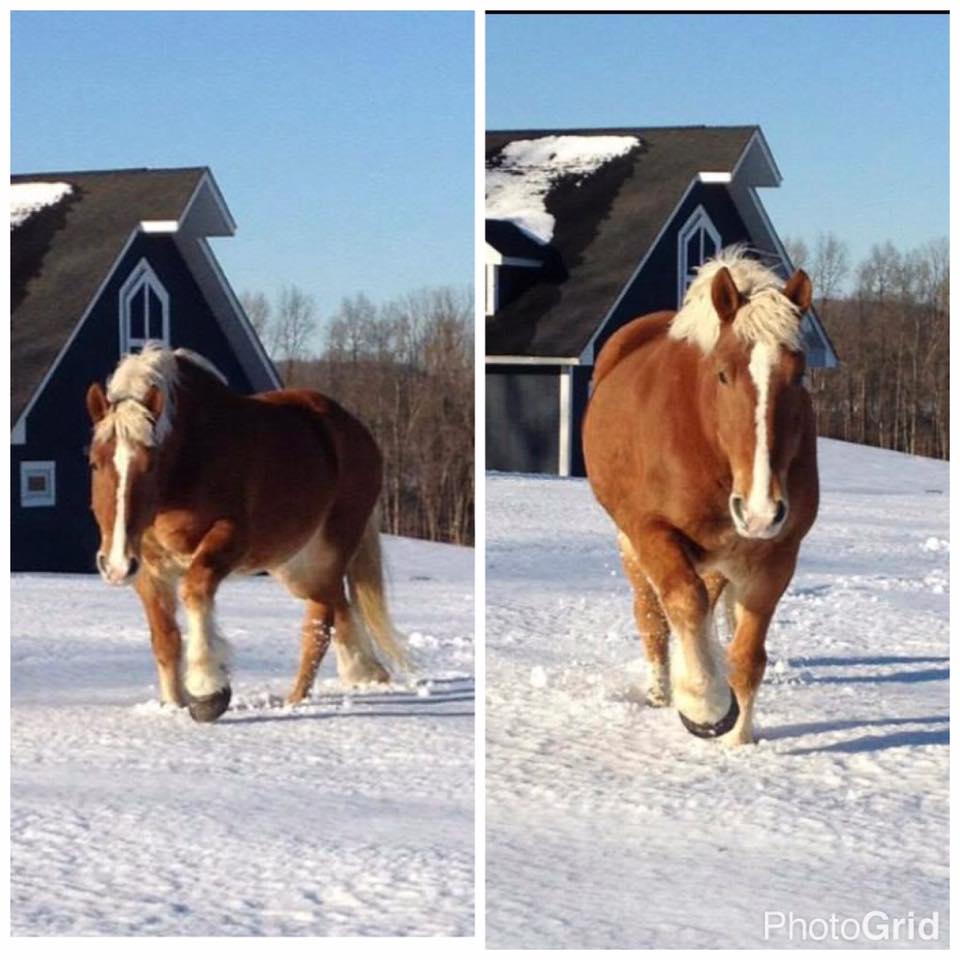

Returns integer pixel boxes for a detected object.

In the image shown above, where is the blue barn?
[11,167,280,572]
[485,126,839,476]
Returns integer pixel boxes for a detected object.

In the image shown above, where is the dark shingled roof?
[11,167,208,423]
[485,126,758,358]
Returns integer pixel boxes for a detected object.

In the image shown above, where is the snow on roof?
[10,181,73,230]
[485,135,640,244]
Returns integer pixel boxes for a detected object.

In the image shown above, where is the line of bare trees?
[784,234,948,460]
[241,285,474,545]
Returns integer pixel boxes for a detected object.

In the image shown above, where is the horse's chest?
[141,519,203,576]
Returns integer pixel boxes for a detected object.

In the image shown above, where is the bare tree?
[273,285,318,385]
[782,236,809,271]
[240,290,272,343]
[806,236,948,460]
[810,232,850,306]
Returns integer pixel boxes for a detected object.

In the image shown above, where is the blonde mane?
[668,245,803,354]
[93,342,226,448]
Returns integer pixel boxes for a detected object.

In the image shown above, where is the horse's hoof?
[187,686,232,723]
[678,688,739,739]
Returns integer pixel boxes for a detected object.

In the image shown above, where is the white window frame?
[119,258,170,354]
[677,205,722,306]
[20,460,56,508]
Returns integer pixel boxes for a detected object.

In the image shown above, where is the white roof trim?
[697,172,732,183]
[737,185,838,367]
[181,236,282,389]
[177,169,236,238]
[732,128,782,187]
[198,169,237,234]
[486,241,543,268]
[486,355,580,366]
[139,220,179,233]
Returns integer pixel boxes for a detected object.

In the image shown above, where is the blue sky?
[487,12,948,283]
[12,11,474,336]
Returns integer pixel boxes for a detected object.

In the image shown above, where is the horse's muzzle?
[96,551,139,586]
[730,495,789,540]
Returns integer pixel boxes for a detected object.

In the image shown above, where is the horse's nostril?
[731,496,745,524]
[128,557,140,579]
[96,552,107,575]
[774,500,787,525]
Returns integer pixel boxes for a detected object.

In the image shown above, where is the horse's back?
[592,311,675,388]
[252,388,383,500]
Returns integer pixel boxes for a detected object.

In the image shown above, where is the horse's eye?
[718,370,729,385]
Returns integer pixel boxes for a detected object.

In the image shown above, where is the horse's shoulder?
[593,311,675,388]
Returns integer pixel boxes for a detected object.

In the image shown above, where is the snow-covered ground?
[11,537,474,936]
[486,439,948,948]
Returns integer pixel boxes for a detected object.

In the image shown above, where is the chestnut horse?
[86,344,406,722]
[583,249,819,745]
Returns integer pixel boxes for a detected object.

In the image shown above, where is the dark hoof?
[187,686,232,723]
[678,689,740,739]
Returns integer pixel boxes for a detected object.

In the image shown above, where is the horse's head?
[708,264,812,541]
[85,381,166,585]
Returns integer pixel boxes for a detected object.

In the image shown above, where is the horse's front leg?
[630,522,738,738]
[618,530,670,706]
[134,568,185,706]
[179,519,242,723]
[723,555,796,745]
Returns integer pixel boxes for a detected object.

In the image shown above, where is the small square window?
[21,461,56,508]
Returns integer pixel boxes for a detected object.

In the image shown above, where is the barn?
[485,125,839,476]
[11,167,280,573]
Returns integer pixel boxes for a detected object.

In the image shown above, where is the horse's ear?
[144,385,164,421]
[711,267,743,325]
[783,269,813,313]
[86,383,109,424]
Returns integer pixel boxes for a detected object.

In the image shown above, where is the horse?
[583,247,819,745]
[85,343,407,722]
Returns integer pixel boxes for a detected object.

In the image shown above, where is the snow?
[11,536,474,936]
[10,181,72,229]
[486,439,948,948]
[485,135,639,243]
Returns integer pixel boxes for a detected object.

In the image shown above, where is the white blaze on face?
[108,439,133,575]
[746,341,777,521]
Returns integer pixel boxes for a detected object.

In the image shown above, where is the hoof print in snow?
[187,686,232,723]
[678,689,739,739]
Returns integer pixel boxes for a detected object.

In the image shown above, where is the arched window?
[119,259,169,354]
[677,206,721,306]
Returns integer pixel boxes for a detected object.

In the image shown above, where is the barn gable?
[10,166,280,572]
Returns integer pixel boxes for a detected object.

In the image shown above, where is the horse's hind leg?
[332,598,389,685]
[287,600,334,704]
[276,543,388,693]
[134,569,184,706]
[618,531,670,706]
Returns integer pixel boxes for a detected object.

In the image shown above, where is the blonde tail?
[346,511,409,674]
